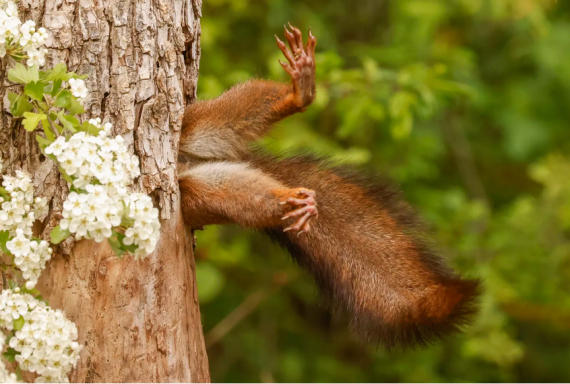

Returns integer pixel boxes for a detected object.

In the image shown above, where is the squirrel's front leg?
[275,23,317,111]
[180,24,317,162]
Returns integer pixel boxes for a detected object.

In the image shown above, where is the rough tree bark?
[0,0,210,382]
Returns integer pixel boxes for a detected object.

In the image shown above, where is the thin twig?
[205,287,276,349]
[443,110,489,207]
[45,114,60,138]
[34,100,59,138]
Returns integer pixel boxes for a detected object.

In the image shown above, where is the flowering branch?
[0,0,163,381]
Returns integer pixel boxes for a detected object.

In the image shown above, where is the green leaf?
[7,63,39,84]
[0,230,11,256]
[44,63,68,81]
[66,97,85,114]
[108,232,125,258]
[58,167,73,184]
[15,366,23,381]
[37,101,48,111]
[57,112,78,133]
[120,217,135,228]
[7,92,17,106]
[389,91,416,118]
[391,113,413,140]
[41,120,55,141]
[62,114,80,126]
[7,92,33,117]
[36,134,52,150]
[20,285,41,297]
[54,89,72,108]
[3,348,18,363]
[61,72,88,81]
[78,121,100,135]
[0,188,9,201]
[50,79,62,96]
[22,112,46,132]
[13,316,24,331]
[24,81,45,101]
[116,232,138,254]
[50,226,71,244]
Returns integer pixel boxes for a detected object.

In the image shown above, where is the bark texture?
[0,0,209,382]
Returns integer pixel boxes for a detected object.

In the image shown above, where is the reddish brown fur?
[178,25,479,348]
[179,161,317,232]
[252,154,479,347]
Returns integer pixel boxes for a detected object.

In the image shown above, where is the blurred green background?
[193,0,570,381]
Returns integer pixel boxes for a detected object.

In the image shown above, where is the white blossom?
[68,78,87,100]
[123,193,161,259]
[0,170,51,288]
[0,2,48,66]
[0,290,82,383]
[46,131,140,190]
[0,333,19,382]
[6,228,30,257]
[0,1,21,56]
[0,171,48,238]
[47,125,160,258]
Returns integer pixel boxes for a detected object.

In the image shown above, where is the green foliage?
[0,231,11,256]
[7,63,38,84]
[54,89,72,108]
[109,231,138,257]
[7,62,87,144]
[2,348,17,363]
[50,226,70,245]
[7,92,33,117]
[22,112,46,132]
[12,317,24,332]
[193,0,569,382]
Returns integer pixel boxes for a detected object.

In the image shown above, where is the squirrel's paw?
[280,188,318,235]
[274,23,316,109]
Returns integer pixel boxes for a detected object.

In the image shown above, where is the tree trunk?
[0,0,210,382]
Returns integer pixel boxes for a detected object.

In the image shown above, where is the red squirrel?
[178,24,479,348]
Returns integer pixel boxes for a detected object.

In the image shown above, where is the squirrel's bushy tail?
[251,153,480,348]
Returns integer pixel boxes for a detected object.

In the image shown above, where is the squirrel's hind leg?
[179,161,317,233]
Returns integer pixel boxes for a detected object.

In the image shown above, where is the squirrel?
[178,24,480,349]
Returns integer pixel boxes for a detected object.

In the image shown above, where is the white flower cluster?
[0,1,48,66]
[45,122,160,258]
[0,333,19,382]
[0,171,51,288]
[68,78,87,100]
[7,229,52,289]
[18,20,47,67]
[0,0,20,58]
[60,188,122,243]
[123,193,161,258]
[0,171,49,237]
[0,289,82,383]
[46,128,139,190]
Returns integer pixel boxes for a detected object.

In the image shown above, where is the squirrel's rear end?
[253,154,479,347]
[178,24,479,349]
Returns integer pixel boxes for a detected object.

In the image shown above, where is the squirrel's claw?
[281,188,318,234]
[275,35,296,67]
[283,207,316,234]
[276,23,317,109]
